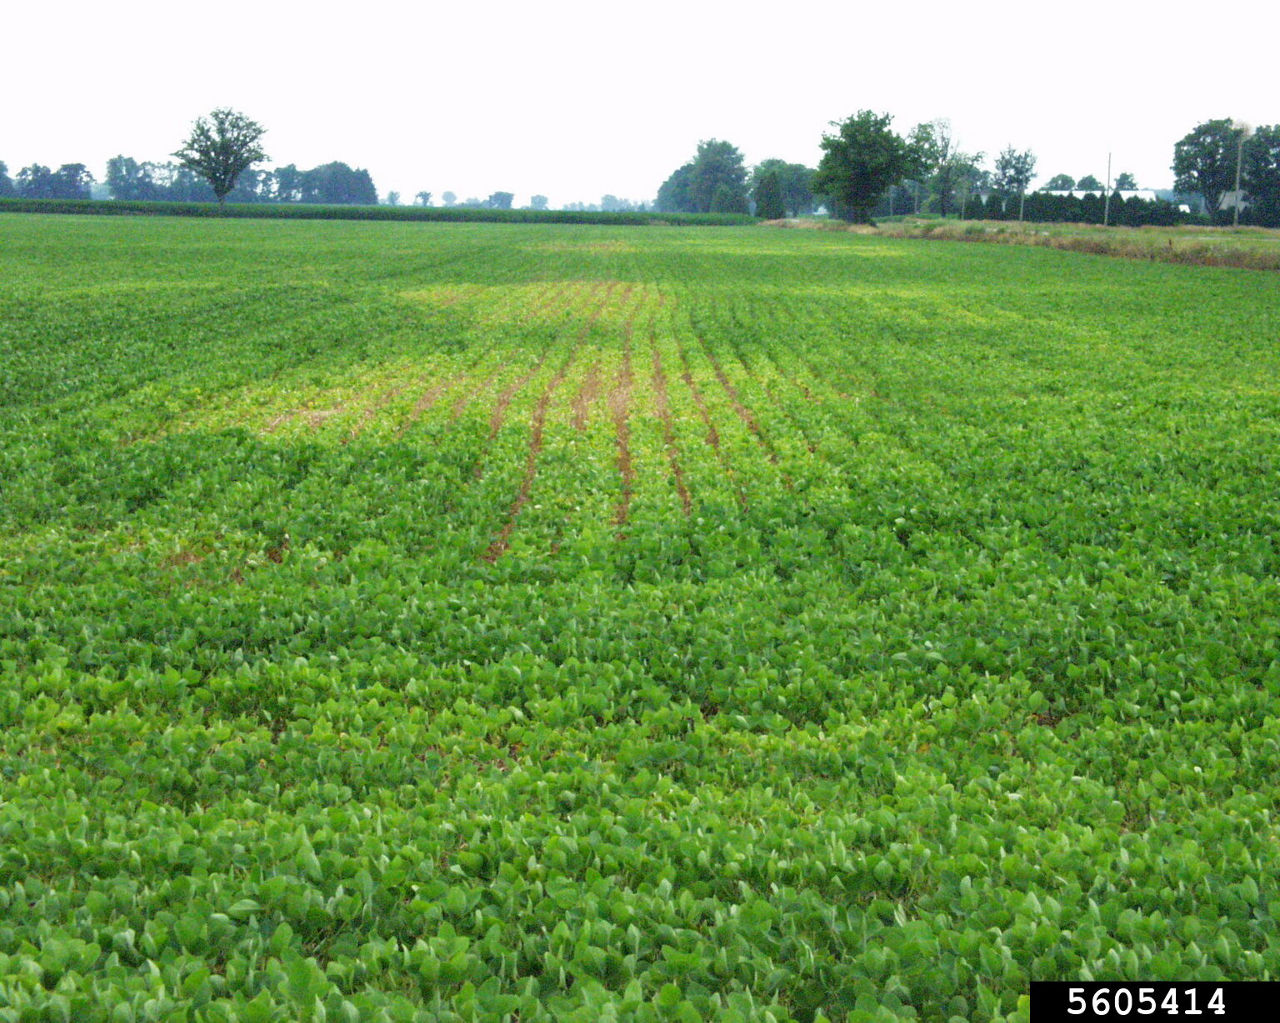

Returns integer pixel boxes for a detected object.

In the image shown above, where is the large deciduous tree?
[0,162,14,198]
[813,111,912,223]
[1044,173,1075,191]
[656,140,750,214]
[689,140,748,214]
[173,108,268,204]
[1172,118,1242,215]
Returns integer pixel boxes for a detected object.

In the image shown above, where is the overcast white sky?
[4,1,1277,206]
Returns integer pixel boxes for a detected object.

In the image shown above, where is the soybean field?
[1,215,1278,1022]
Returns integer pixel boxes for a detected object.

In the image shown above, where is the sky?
[5,0,1278,206]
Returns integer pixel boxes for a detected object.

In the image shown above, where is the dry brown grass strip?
[866,220,1280,272]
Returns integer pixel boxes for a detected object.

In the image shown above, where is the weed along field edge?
[1,214,1278,1021]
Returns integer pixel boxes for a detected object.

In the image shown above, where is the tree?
[657,140,749,214]
[957,163,990,218]
[751,159,815,217]
[1172,118,1241,216]
[16,165,55,198]
[1076,174,1103,192]
[384,191,401,206]
[710,182,749,214]
[907,120,984,217]
[274,165,305,203]
[299,163,377,204]
[689,140,748,214]
[0,162,13,198]
[226,168,270,203]
[486,191,514,210]
[813,111,912,223]
[173,108,268,204]
[1044,173,1075,191]
[1243,124,1280,227]
[48,164,94,200]
[528,194,548,211]
[146,162,214,201]
[414,191,433,207]
[655,163,695,213]
[441,191,457,207]
[16,163,92,200]
[903,120,946,213]
[1114,171,1138,190]
[753,169,786,219]
[106,156,159,201]
[994,146,1036,219]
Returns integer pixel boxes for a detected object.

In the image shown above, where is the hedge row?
[0,198,756,227]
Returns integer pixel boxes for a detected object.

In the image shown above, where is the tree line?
[0,157,381,206]
[657,113,1280,228]
[5,108,1278,227]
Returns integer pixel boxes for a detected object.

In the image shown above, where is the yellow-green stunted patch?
[530,239,639,255]
[396,279,658,330]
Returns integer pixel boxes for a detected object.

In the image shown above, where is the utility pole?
[1232,121,1251,228]
[1103,152,1112,226]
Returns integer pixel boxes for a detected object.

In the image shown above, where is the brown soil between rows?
[611,325,635,529]
[480,283,624,560]
[649,343,691,515]
[482,347,579,562]
[572,361,602,432]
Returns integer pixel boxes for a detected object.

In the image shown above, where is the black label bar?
[1031,982,1278,1021]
